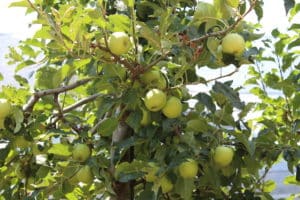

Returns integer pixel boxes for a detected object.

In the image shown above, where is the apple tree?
[0,0,300,199]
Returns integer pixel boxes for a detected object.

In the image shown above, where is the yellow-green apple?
[0,99,11,118]
[222,33,245,56]
[213,145,234,167]
[76,165,93,184]
[162,96,182,118]
[178,159,198,179]
[160,176,173,193]
[108,32,131,55]
[140,108,151,126]
[140,70,167,90]
[144,89,167,112]
[72,143,91,162]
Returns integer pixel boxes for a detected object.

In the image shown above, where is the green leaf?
[0,73,3,81]
[98,118,118,137]
[292,93,300,111]
[194,92,216,113]
[11,107,24,133]
[262,180,276,192]
[284,175,300,185]
[212,82,244,109]
[287,38,300,49]
[174,177,194,200]
[284,0,296,14]
[123,0,135,8]
[9,0,29,7]
[126,111,142,132]
[137,22,161,49]
[15,60,36,72]
[114,160,147,182]
[108,14,130,32]
[48,143,72,157]
[254,1,263,21]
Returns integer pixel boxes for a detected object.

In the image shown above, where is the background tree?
[0,0,299,199]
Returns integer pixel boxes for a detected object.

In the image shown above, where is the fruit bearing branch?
[23,78,93,114]
[190,0,258,43]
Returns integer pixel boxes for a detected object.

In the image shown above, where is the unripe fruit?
[178,159,198,179]
[140,70,167,90]
[213,146,234,167]
[222,33,245,56]
[72,144,91,162]
[144,89,167,112]
[0,99,11,118]
[162,96,182,118]
[108,32,131,55]
[76,165,93,184]
[160,176,173,193]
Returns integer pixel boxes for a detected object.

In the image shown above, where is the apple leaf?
[0,73,3,81]
[98,118,118,137]
[174,177,194,200]
[48,143,72,157]
[262,180,276,193]
[108,14,130,32]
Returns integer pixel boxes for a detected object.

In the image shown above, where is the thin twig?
[23,78,93,113]
[190,0,257,43]
[205,68,239,83]
[55,93,102,115]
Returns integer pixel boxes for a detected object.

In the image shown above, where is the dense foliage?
[0,0,299,199]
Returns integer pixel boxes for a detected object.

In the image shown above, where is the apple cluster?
[70,143,93,184]
[0,98,11,129]
[140,70,183,126]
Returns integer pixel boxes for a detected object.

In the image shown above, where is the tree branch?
[190,0,257,43]
[54,93,101,116]
[23,78,93,114]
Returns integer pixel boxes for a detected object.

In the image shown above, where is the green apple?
[162,96,182,118]
[222,33,245,56]
[108,32,131,55]
[72,143,91,162]
[0,99,11,118]
[213,146,234,167]
[178,159,198,179]
[140,108,151,126]
[160,176,173,193]
[140,70,167,90]
[144,164,159,182]
[0,118,4,129]
[76,165,93,184]
[144,89,167,112]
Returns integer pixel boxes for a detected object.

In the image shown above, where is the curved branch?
[54,93,102,116]
[190,0,257,43]
[23,78,93,114]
